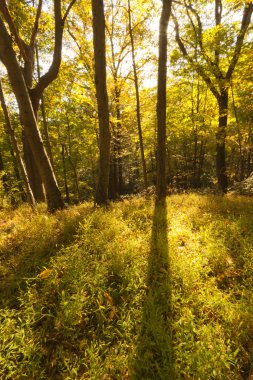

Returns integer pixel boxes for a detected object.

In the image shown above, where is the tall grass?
[0,194,253,379]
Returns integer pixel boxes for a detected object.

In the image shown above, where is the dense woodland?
[1,0,253,379]
[0,0,252,208]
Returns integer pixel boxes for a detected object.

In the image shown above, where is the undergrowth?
[0,194,253,379]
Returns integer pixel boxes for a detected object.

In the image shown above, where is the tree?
[0,0,77,210]
[173,0,253,192]
[0,16,63,211]
[156,0,173,199]
[0,79,35,207]
[127,0,148,189]
[105,0,129,199]
[91,0,111,204]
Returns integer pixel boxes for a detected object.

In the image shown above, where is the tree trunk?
[0,78,35,206]
[128,0,148,189]
[216,90,228,193]
[20,36,45,202]
[66,116,81,202]
[108,155,118,200]
[91,0,111,204]
[35,44,55,169]
[193,129,199,187]
[22,131,45,201]
[61,143,69,203]
[115,88,123,194]
[0,18,63,211]
[156,0,172,199]
[197,137,205,187]
[0,147,9,195]
[10,146,26,202]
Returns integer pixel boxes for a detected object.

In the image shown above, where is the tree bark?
[0,78,35,206]
[156,0,172,199]
[22,131,44,201]
[92,0,111,204]
[216,89,228,192]
[61,144,70,203]
[0,18,63,211]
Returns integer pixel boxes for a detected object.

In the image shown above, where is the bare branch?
[32,0,63,97]
[62,0,77,24]
[30,0,43,47]
[226,2,253,79]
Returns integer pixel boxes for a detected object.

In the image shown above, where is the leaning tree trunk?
[0,18,63,211]
[92,0,111,205]
[216,89,228,193]
[0,79,35,206]
[156,0,172,199]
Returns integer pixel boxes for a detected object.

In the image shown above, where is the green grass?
[0,194,253,379]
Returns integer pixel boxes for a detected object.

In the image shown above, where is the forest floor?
[0,194,253,380]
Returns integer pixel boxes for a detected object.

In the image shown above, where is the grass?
[0,194,253,379]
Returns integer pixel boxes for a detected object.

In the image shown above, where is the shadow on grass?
[0,209,87,309]
[131,197,175,379]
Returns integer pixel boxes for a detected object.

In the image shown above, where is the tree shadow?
[0,208,87,309]
[131,197,175,379]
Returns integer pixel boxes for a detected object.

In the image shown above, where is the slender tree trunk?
[0,18,63,211]
[0,147,9,195]
[128,0,148,189]
[1,108,26,201]
[35,44,55,169]
[192,77,201,188]
[10,145,26,201]
[115,88,123,194]
[108,155,118,200]
[92,0,111,204]
[156,0,172,199]
[216,89,228,193]
[193,129,198,187]
[66,116,81,202]
[0,79,35,206]
[108,97,120,200]
[231,83,244,181]
[247,151,251,176]
[197,137,205,186]
[247,124,252,177]
[61,143,69,203]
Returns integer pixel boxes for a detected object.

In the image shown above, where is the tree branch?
[30,0,43,48]
[173,13,221,100]
[226,2,253,80]
[0,0,28,61]
[62,0,77,24]
[32,0,76,98]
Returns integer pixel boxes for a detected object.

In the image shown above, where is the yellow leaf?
[38,268,53,279]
